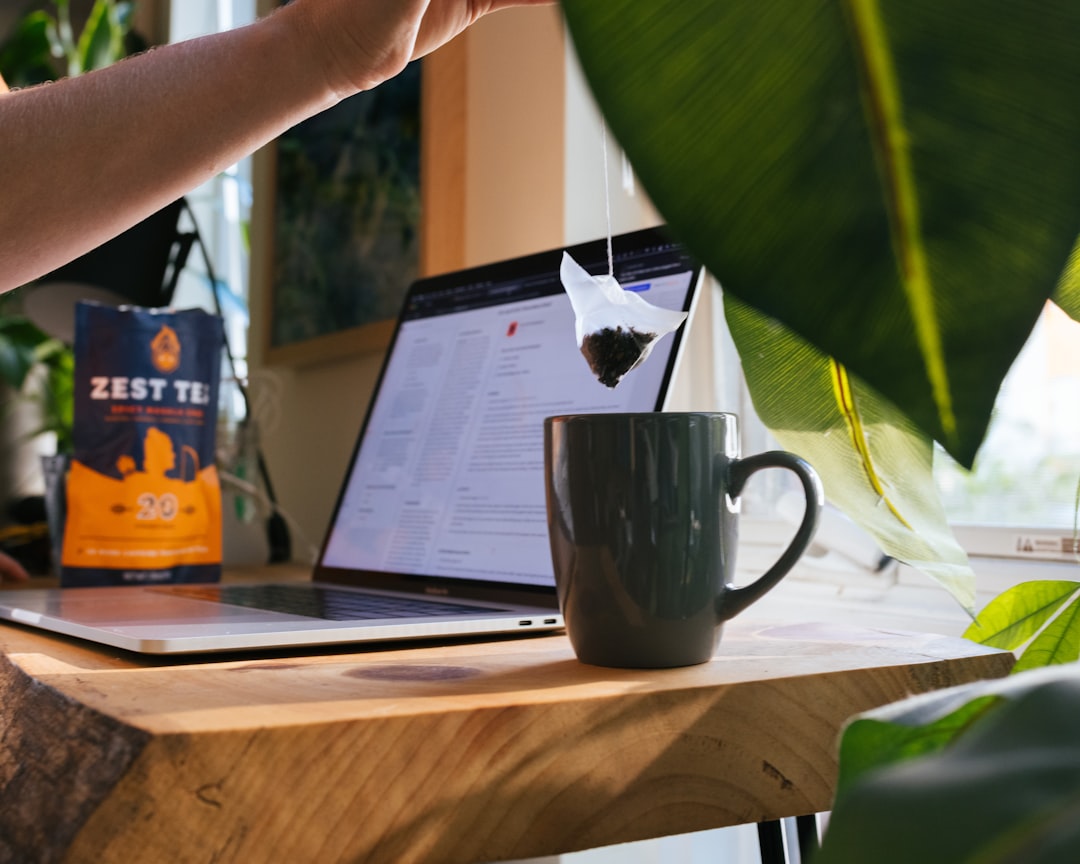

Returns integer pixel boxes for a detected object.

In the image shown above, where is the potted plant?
[559,1,1080,856]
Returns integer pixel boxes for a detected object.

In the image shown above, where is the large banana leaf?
[561,0,1080,469]
[1053,240,1080,318]
[725,294,974,608]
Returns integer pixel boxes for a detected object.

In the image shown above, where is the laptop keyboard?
[164,583,502,622]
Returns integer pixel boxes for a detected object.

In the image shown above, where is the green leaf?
[725,294,975,608]
[560,0,1080,468]
[37,341,75,454]
[819,668,1080,864]
[1051,235,1080,320]
[963,580,1080,650]
[1013,595,1080,674]
[49,0,78,77]
[835,695,1000,797]
[0,316,51,391]
[0,11,56,86]
[78,0,127,74]
[0,341,31,393]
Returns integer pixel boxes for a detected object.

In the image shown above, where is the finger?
[0,551,31,582]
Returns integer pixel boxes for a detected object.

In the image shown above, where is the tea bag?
[561,251,688,388]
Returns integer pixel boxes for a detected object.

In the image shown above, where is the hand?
[0,0,555,292]
[291,0,555,96]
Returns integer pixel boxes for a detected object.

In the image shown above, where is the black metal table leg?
[758,819,786,864]
[796,814,819,861]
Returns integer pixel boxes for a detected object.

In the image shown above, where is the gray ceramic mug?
[544,412,823,668]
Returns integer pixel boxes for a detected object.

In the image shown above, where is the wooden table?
[0,593,1012,864]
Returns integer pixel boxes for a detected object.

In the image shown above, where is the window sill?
[738,516,1080,639]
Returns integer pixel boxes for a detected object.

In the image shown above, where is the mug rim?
[544,411,737,424]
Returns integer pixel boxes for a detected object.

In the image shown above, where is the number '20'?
[136,493,179,520]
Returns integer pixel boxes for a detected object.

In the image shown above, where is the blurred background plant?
[0,0,142,86]
[0,306,74,454]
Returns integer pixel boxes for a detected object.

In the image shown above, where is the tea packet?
[560,251,688,387]
[61,302,224,586]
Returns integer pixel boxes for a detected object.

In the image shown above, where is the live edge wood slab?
[0,608,1012,864]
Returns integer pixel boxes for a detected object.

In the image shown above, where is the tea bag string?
[601,117,614,278]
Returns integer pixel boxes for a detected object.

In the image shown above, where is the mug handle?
[717,451,823,621]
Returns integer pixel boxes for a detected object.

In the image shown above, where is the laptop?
[0,226,704,654]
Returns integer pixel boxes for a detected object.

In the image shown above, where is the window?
[167,1,261,537]
[168,0,256,388]
[935,302,1080,565]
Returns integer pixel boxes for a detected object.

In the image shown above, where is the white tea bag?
[560,251,688,387]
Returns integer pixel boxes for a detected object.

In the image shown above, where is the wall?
[249,7,566,557]
[462,9,565,266]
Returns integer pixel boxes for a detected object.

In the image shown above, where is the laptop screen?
[317,227,702,592]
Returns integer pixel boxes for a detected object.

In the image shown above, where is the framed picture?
[258,60,420,365]
[250,0,461,367]
[249,0,472,366]
[253,53,469,366]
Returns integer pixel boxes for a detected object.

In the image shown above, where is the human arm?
[0,0,552,293]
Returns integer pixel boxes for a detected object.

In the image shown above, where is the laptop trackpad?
[158,583,506,621]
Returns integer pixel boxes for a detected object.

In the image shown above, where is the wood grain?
[0,605,1012,864]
